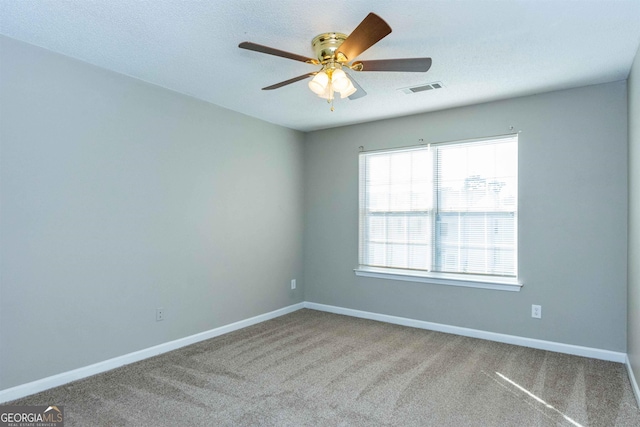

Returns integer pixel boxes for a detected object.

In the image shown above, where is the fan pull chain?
[327,78,335,111]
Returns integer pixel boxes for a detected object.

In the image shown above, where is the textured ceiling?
[2,0,640,132]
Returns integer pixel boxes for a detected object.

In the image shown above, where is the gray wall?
[629,44,640,390]
[304,81,628,352]
[0,37,305,390]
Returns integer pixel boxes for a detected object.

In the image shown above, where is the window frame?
[355,134,522,292]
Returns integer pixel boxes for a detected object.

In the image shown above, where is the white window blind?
[359,134,518,278]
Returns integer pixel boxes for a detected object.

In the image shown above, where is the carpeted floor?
[8,309,640,426]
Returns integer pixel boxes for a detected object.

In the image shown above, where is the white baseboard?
[627,355,640,409]
[304,302,627,363]
[0,302,305,404]
[1,300,630,404]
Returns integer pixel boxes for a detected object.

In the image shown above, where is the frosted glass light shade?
[308,71,329,95]
[332,69,350,92]
[318,82,334,100]
[340,79,357,98]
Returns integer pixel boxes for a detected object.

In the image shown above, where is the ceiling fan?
[239,13,432,110]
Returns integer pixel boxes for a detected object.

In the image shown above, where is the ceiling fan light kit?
[239,13,432,110]
[308,64,357,109]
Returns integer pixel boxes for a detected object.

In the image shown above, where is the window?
[356,134,520,291]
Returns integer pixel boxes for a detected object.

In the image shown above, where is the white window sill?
[354,267,522,292]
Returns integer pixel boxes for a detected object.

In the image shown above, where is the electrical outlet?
[291,279,296,290]
[531,304,542,319]
[156,308,165,321]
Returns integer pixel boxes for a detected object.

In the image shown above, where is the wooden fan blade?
[239,42,318,64]
[352,58,432,72]
[346,74,367,100]
[337,13,392,62]
[262,72,317,90]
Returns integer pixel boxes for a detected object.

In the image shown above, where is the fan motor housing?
[311,32,348,63]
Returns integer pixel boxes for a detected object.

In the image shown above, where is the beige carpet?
[8,309,640,426]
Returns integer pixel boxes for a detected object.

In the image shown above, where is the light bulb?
[308,71,329,95]
[332,69,350,92]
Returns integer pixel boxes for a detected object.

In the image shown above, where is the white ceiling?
[2,0,640,132]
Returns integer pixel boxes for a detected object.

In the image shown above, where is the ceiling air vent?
[399,82,444,94]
